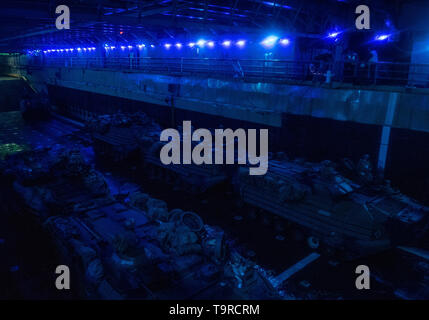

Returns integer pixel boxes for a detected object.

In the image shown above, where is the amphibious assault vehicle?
[86,112,228,193]
[1,146,279,299]
[236,155,429,258]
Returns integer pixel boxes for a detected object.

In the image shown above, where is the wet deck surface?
[0,111,427,299]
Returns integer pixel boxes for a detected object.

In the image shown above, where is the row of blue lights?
[42,47,96,54]
[260,36,290,48]
[326,30,391,42]
[32,38,284,55]
[102,37,291,51]
[104,39,260,50]
[32,32,391,55]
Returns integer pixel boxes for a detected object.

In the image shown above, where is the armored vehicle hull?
[237,159,428,258]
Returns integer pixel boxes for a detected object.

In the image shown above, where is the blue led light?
[236,40,246,48]
[262,1,292,9]
[279,38,290,46]
[188,42,196,48]
[222,40,231,47]
[207,41,215,48]
[375,34,390,41]
[327,31,341,38]
[175,43,182,49]
[196,39,206,47]
[164,43,172,49]
[261,35,279,48]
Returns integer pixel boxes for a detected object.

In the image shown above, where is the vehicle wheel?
[181,211,204,232]
[307,236,320,249]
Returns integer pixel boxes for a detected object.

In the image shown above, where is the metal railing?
[24,56,429,88]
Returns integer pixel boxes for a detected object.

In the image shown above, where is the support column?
[377,92,398,177]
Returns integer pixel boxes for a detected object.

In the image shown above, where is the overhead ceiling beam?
[0,0,329,47]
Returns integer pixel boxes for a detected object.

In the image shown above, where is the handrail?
[23,56,429,88]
